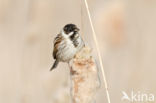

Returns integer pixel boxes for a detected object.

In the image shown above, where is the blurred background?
[0,0,156,103]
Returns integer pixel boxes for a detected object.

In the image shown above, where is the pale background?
[0,0,156,103]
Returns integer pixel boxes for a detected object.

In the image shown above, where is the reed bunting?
[50,24,85,71]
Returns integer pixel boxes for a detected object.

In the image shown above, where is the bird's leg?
[68,61,71,73]
[68,60,73,72]
[68,61,70,68]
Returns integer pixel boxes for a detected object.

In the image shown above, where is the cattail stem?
[69,47,100,103]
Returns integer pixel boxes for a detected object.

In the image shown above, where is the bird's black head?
[63,24,79,34]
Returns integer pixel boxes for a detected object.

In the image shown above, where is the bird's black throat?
[70,32,79,47]
[70,32,76,40]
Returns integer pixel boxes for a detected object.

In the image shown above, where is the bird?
[50,24,85,71]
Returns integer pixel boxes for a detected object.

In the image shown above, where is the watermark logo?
[121,91,154,102]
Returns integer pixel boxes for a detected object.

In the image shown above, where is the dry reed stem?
[69,47,100,103]
[83,0,111,103]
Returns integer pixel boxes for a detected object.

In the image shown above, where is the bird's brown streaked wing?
[53,34,63,59]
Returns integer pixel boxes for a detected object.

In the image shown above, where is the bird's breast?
[57,38,77,62]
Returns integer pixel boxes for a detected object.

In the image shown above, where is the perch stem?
[70,47,100,103]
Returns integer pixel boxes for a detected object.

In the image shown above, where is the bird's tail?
[50,60,59,71]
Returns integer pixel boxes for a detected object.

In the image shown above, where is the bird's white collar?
[61,30,74,38]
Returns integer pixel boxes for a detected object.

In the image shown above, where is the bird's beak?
[75,28,80,32]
